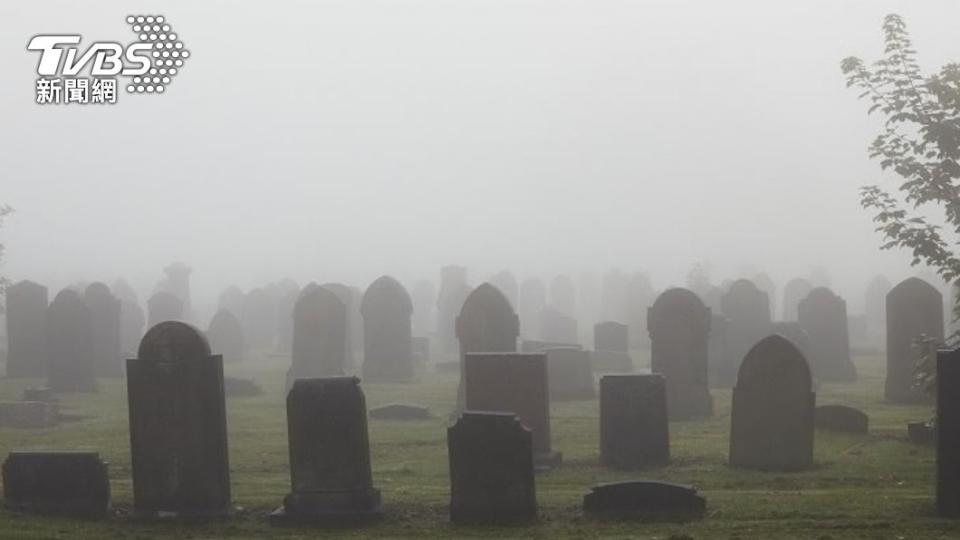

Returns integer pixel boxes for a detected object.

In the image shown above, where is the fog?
[1,0,958,315]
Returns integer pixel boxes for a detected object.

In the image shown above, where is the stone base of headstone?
[270,489,382,525]
[0,401,59,428]
[815,405,868,433]
[591,350,634,373]
[2,451,109,518]
[582,480,705,520]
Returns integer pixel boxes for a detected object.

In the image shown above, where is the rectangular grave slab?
[0,401,59,428]
[600,375,669,469]
[583,480,705,520]
[3,451,110,518]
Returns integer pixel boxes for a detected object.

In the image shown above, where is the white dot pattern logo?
[126,15,189,94]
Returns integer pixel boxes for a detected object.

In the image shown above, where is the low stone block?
[0,401,59,428]
[582,480,705,520]
[815,405,868,433]
[2,451,110,518]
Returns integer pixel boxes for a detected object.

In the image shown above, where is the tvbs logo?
[27,15,190,105]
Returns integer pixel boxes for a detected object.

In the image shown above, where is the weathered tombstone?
[540,306,578,344]
[206,309,245,364]
[718,279,772,387]
[217,286,245,319]
[83,283,123,377]
[119,299,145,356]
[798,287,856,382]
[2,452,109,518]
[288,287,348,387]
[582,481,705,520]
[0,401,58,428]
[729,335,815,471]
[545,347,595,401]
[593,321,632,373]
[455,283,519,407]
[127,321,231,517]
[887,277,944,403]
[271,377,381,524]
[781,278,813,321]
[937,348,960,517]
[437,265,470,354]
[448,411,536,525]
[360,276,414,383]
[4,280,48,378]
[625,273,655,348]
[241,287,276,352]
[771,321,811,361]
[464,352,561,467]
[146,291,183,328]
[648,288,713,419]
[599,374,669,469]
[46,289,97,393]
[519,277,547,339]
[369,403,431,420]
[549,275,577,317]
[815,405,868,433]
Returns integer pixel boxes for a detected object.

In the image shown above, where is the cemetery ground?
[0,351,957,540]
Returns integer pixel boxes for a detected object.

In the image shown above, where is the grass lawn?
[0,348,956,539]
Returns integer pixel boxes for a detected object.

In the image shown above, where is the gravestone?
[781,278,813,321]
[84,283,123,377]
[2,452,109,518]
[865,275,891,345]
[207,309,245,364]
[887,277,944,403]
[599,374,669,469]
[545,347,595,401]
[464,352,561,468]
[593,321,633,372]
[582,481,705,520]
[448,411,537,525]
[718,279,772,387]
[288,287,348,387]
[937,348,960,517]
[815,405,868,433]
[540,306,578,344]
[146,291,183,328]
[241,288,276,352]
[127,321,231,517]
[271,377,381,524]
[455,283,520,408]
[437,265,470,354]
[360,276,414,383]
[119,299,145,356]
[46,289,97,393]
[519,277,547,339]
[729,335,815,471]
[648,288,713,419]
[771,321,811,361]
[4,280,48,378]
[322,283,363,370]
[798,287,855,382]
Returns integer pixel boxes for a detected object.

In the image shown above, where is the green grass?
[0,349,957,539]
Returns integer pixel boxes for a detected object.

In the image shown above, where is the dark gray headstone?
[886,278,943,403]
[2,452,109,518]
[648,288,713,419]
[729,335,814,471]
[207,309,245,364]
[84,283,123,377]
[455,283,519,408]
[599,374,669,469]
[360,276,414,383]
[272,377,381,524]
[146,291,183,328]
[545,347,595,401]
[798,287,856,382]
[815,405,868,433]
[4,280,48,378]
[771,321,811,362]
[937,348,960,517]
[46,289,97,393]
[127,321,231,517]
[582,481,705,520]
[288,286,347,387]
[464,352,561,468]
[448,411,536,525]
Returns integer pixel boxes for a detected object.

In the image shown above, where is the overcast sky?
[1,0,957,314]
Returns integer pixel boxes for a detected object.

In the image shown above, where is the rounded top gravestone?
[138,321,211,363]
[736,334,811,395]
[456,283,520,344]
[360,275,413,317]
[650,288,710,329]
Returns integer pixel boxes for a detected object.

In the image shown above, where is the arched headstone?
[455,283,519,407]
[5,280,48,378]
[46,290,96,393]
[360,276,414,382]
[798,287,855,382]
[288,287,348,387]
[729,335,814,471]
[207,309,245,364]
[84,282,123,377]
[886,277,943,403]
[718,279,771,387]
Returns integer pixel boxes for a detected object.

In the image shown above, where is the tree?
[842,14,960,393]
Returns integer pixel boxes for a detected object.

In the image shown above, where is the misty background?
[1,0,958,319]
